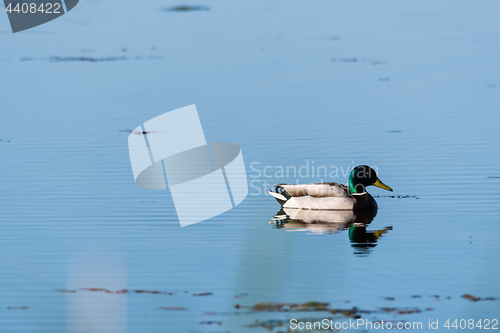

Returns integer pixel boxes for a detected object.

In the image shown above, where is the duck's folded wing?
[278,182,351,198]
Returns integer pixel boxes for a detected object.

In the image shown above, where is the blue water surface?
[1,0,500,332]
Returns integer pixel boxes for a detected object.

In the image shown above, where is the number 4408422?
[5,3,61,14]
[444,319,498,330]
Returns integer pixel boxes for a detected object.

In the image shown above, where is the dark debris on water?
[49,56,160,62]
[57,288,174,295]
[236,302,330,312]
[119,130,159,135]
[373,194,420,199]
[7,306,29,310]
[247,318,287,330]
[135,289,172,294]
[193,292,213,297]
[379,293,498,302]
[107,289,129,294]
[57,288,218,296]
[238,301,440,332]
[246,309,429,331]
[57,289,76,293]
[163,5,209,12]
[199,320,222,326]
[461,294,497,302]
[331,57,388,65]
[161,306,188,311]
[50,56,127,62]
[15,56,161,63]
[389,294,452,301]
[380,307,423,315]
[235,302,379,319]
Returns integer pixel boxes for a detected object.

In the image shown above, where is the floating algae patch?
[247,318,287,330]
[373,194,420,199]
[131,131,158,135]
[461,294,497,302]
[192,292,213,297]
[134,289,173,294]
[50,56,127,62]
[59,288,174,295]
[120,129,163,135]
[5,56,161,63]
[380,307,423,314]
[462,294,480,301]
[161,307,188,311]
[7,306,29,310]
[164,5,209,12]
[236,302,375,318]
[199,320,222,326]
[243,304,436,331]
[340,58,358,62]
[80,288,107,292]
[56,289,76,293]
[236,301,331,312]
[106,289,128,294]
[78,287,128,294]
[331,57,388,65]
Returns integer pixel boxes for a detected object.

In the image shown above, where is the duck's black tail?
[268,185,291,206]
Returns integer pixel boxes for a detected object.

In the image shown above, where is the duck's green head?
[348,165,393,194]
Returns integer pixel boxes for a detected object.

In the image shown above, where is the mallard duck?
[269,165,392,210]
[269,208,392,255]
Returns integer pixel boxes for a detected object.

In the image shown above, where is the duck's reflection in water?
[270,208,392,256]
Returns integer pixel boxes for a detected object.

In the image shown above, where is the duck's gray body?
[269,182,377,210]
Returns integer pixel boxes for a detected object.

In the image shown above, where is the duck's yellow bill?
[374,178,393,192]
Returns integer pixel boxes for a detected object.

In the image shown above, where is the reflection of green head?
[349,224,393,256]
[348,165,393,194]
[349,224,377,256]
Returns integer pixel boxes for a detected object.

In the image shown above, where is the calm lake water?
[1,0,500,332]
